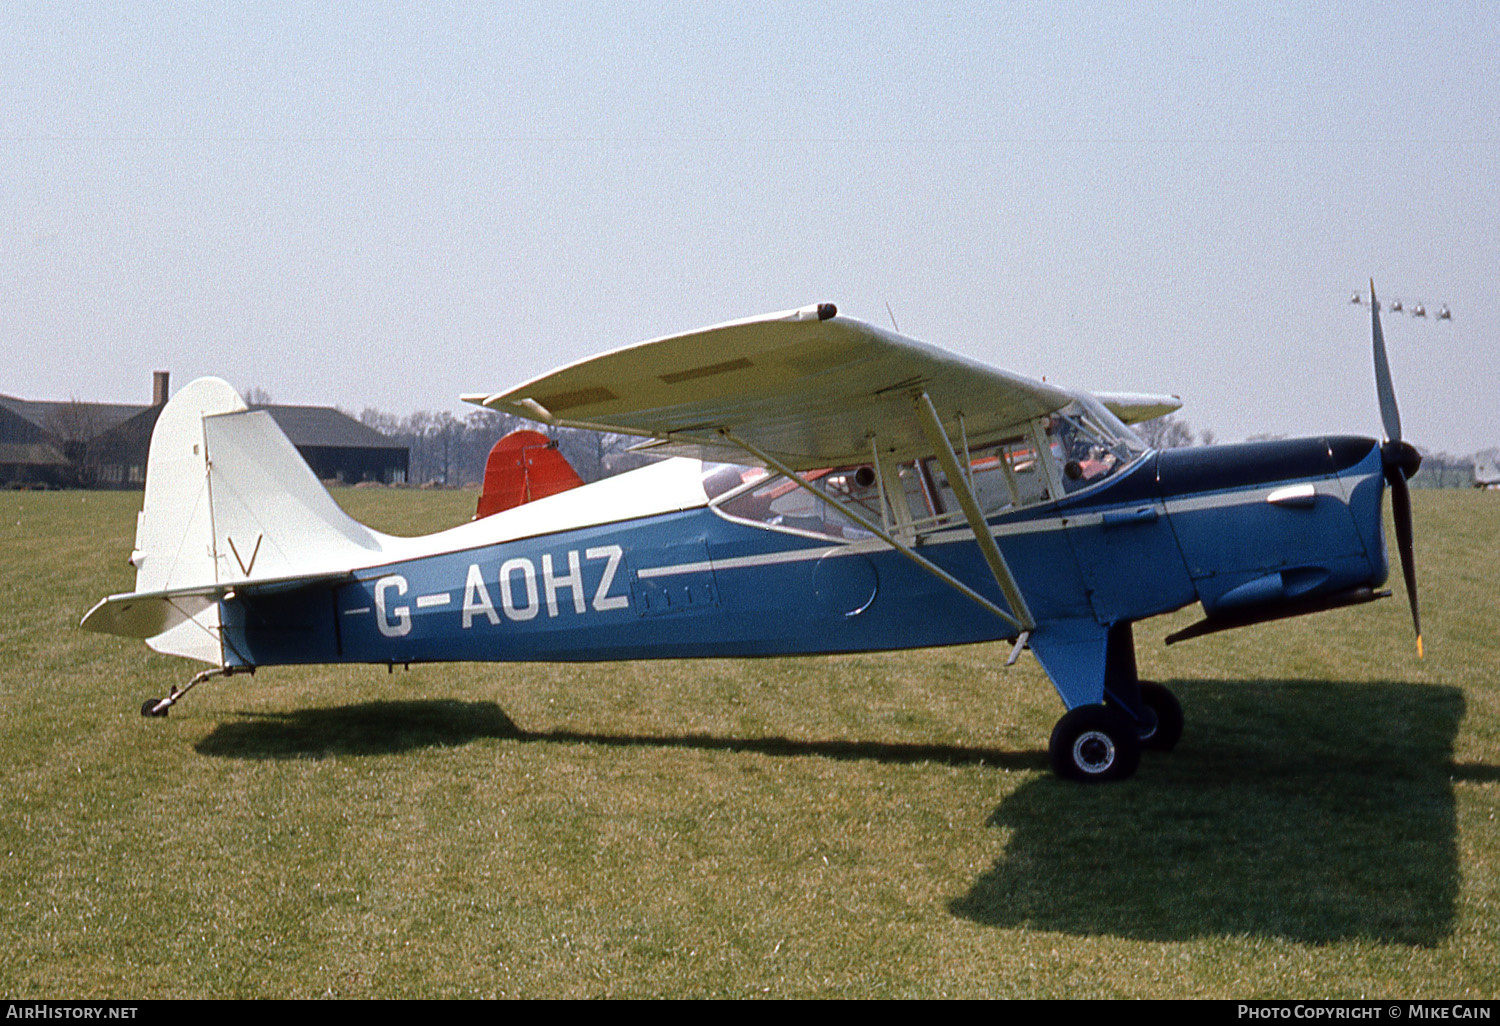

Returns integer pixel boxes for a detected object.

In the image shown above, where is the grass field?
[1,486,1496,998]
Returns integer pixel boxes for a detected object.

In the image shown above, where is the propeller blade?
[1385,461,1423,657]
[1372,278,1423,656]
[1370,279,1403,443]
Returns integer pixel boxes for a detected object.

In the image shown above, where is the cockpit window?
[1043,397,1146,495]
[921,436,1046,520]
[702,462,767,501]
[705,394,1146,540]
[712,464,878,541]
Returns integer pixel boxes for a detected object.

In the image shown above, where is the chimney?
[152,371,170,406]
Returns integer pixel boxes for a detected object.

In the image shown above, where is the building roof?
[0,395,147,437]
[0,393,405,452]
[255,405,408,450]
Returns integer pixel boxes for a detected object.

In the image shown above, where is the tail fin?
[130,378,246,595]
[112,378,385,663]
[134,378,382,592]
[474,429,584,519]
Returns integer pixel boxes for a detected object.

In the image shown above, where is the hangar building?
[0,373,408,488]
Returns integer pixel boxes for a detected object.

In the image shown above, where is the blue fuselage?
[220,435,1389,679]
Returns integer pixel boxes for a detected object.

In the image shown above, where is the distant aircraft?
[1475,450,1500,489]
[1351,290,1451,322]
[82,286,1423,783]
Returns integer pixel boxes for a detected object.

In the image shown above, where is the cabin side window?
[917,435,1049,524]
[914,399,1144,519]
[712,465,879,541]
[706,398,1146,541]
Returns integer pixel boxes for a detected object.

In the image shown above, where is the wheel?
[1049,705,1141,782]
[141,698,168,718]
[1135,681,1182,751]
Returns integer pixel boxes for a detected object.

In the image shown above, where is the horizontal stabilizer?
[81,592,217,641]
[81,570,353,640]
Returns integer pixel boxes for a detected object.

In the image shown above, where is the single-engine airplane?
[81,283,1424,782]
[1475,450,1500,489]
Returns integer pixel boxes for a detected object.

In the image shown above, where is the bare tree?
[354,402,663,488]
[358,407,402,435]
[432,411,461,486]
[44,398,105,487]
[1135,413,1197,450]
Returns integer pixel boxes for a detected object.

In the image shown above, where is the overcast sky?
[3,2,1495,453]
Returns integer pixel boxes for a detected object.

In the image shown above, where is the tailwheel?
[137,665,248,719]
[1049,705,1141,782]
[1135,680,1183,751]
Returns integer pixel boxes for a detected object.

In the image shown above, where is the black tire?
[141,699,167,718]
[1136,680,1183,751]
[1049,705,1141,782]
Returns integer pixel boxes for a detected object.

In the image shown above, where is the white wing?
[1094,391,1183,425]
[464,304,1075,470]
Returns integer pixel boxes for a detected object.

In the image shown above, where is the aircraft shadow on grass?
[952,679,1467,947]
[194,698,1047,770]
[195,677,1468,947]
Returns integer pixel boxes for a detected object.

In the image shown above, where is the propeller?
[1370,279,1424,657]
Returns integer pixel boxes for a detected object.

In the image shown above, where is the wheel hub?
[1073,730,1116,773]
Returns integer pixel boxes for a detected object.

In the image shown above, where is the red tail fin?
[474,430,585,519]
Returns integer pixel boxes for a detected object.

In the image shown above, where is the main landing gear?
[1050,704,1141,782]
[1046,680,1183,782]
[1133,680,1183,751]
[1046,623,1182,782]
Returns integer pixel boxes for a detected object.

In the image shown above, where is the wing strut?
[718,428,1029,635]
[912,392,1037,633]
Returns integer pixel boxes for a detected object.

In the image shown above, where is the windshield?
[1043,396,1147,495]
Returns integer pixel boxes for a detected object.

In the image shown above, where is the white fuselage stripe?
[634,473,1367,581]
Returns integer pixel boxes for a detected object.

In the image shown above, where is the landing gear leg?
[1042,621,1183,781]
[140,665,250,718]
[1100,621,1184,751]
[1134,680,1183,751]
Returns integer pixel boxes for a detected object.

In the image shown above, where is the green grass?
[1,487,1496,998]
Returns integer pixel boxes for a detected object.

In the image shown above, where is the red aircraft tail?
[474,430,585,519]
